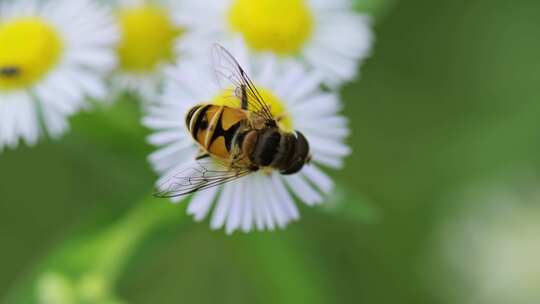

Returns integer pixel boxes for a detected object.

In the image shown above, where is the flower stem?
[89,196,182,283]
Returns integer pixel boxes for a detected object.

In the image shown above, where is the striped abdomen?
[186,104,248,161]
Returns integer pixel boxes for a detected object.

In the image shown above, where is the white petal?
[301,165,334,194]
[290,93,341,117]
[271,174,300,221]
[147,130,185,146]
[211,183,235,230]
[286,71,325,105]
[0,91,40,149]
[188,186,219,221]
[298,124,350,140]
[285,174,323,206]
[295,116,348,130]
[241,177,255,232]
[41,105,69,138]
[264,178,288,229]
[0,100,18,148]
[255,55,278,88]
[312,153,344,169]
[257,177,276,231]
[148,140,195,172]
[15,96,40,146]
[304,133,351,157]
[143,116,184,130]
[251,177,267,231]
[226,180,245,234]
[273,61,306,98]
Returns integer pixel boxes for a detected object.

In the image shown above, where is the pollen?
[211,87,293,132]
[228,0,314,55]
[117,5,182,73]
[0,18,63,91]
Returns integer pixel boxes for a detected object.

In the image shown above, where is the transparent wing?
[211,44,275,121]
[154,159,251,198]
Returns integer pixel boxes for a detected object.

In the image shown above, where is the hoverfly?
[155,44,311,198]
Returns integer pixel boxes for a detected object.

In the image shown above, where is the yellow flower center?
[211,87,293,132]
[117,5,182,73]
[0,18,63,91]
[228,0,314,55]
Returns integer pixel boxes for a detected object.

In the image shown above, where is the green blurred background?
[2,0,540,303]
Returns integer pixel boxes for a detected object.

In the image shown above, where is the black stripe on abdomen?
[210,116,241,152]
[189,105,211,139]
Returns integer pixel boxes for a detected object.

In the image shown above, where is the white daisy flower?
[0,0,117,150]
[144,41,351,233]
[109,0,186,103]
[176,0,373,87]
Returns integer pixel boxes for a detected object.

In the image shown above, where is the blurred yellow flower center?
[228,0,313,55]
[211,87,293,132]
[0,18,63,91]
[117,5,182,73]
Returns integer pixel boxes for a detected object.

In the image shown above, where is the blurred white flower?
[144,41,350,233]
[433,181,540,304]
[176,0,373,87]
[110,0,186,103]
[0,0,118,150]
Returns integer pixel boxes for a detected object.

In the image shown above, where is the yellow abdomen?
[187,104,249,161]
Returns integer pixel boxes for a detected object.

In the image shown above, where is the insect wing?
[211,44,274,120]
[154,159,251,198]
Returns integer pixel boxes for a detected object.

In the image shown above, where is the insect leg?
[195,150,210,160]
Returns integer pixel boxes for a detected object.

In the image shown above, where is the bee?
[0,66,21,78]
[156,45,311,198]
